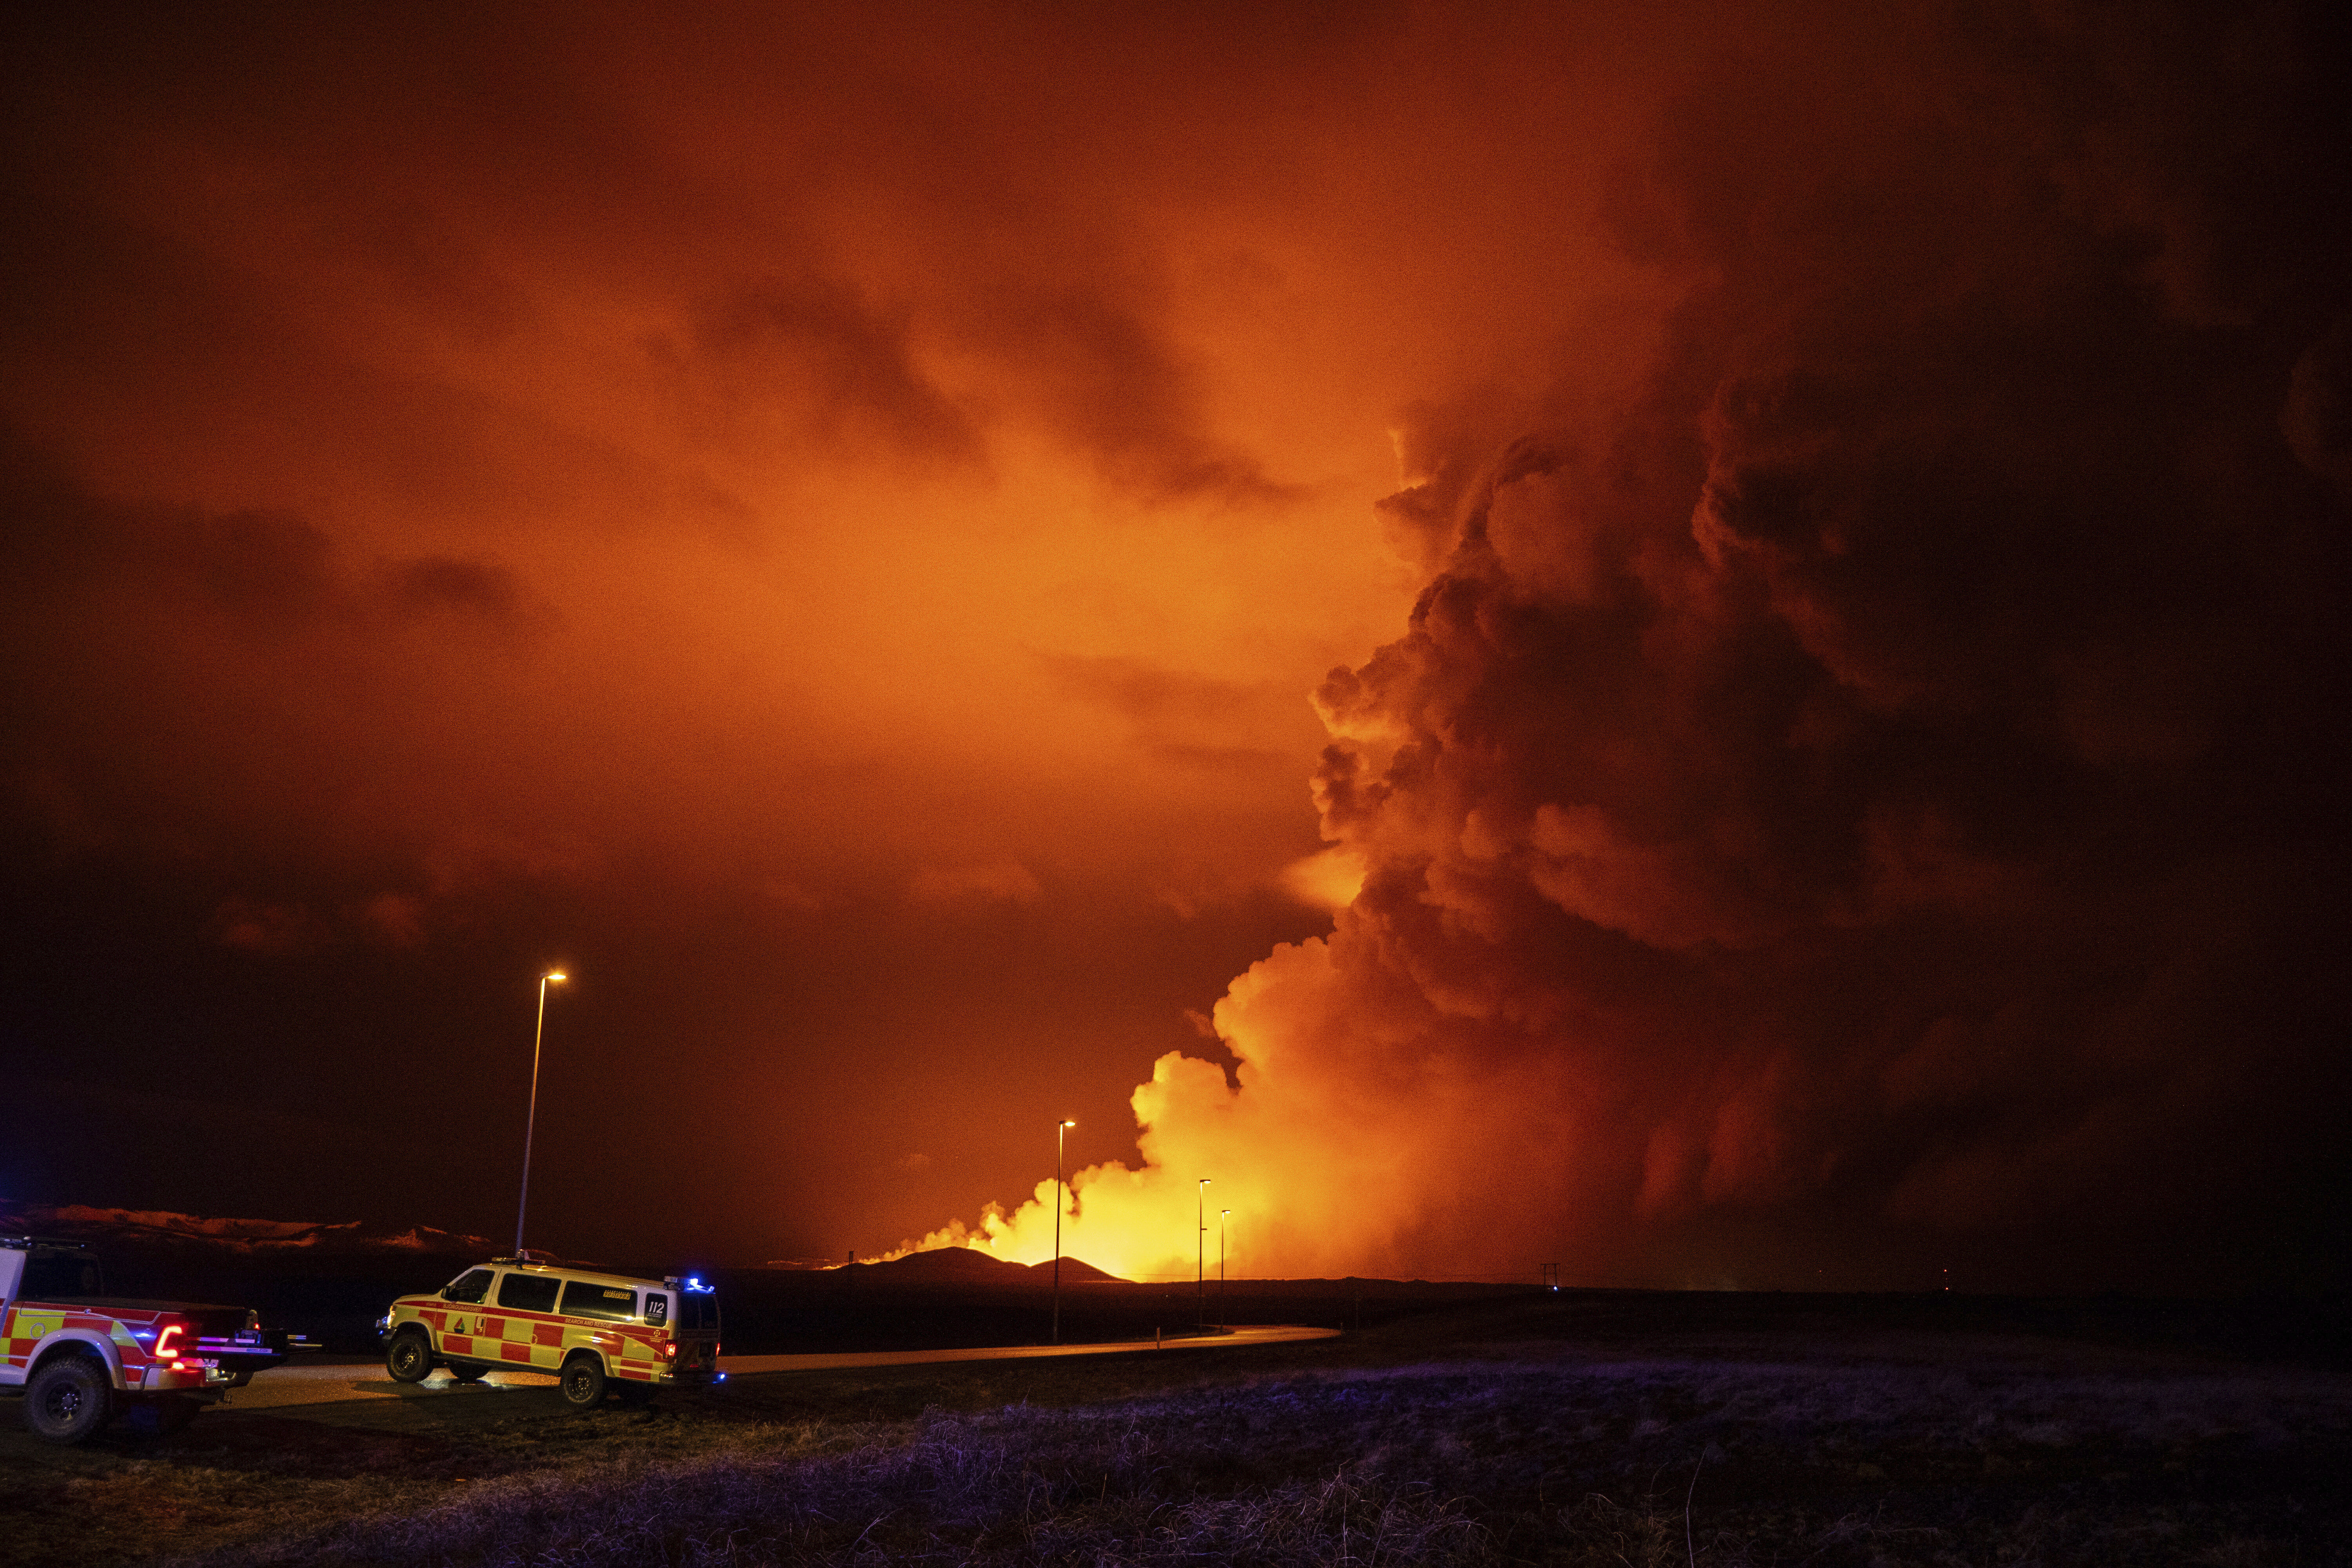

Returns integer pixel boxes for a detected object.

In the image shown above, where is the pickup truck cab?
[1,1235,283,1444]
[379,1252,723,1409]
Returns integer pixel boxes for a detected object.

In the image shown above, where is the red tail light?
[154,1323,186,1359]
[657,1341,678,1360]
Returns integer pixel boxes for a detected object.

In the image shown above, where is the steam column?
[1196,1177,1211,1327]
[1053,1118,1076,1345]
[513,970,568,1256]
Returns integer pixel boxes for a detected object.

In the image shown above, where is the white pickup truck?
[1,1235,282,1443]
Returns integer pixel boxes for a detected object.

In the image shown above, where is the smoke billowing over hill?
[909,2,2352,1292]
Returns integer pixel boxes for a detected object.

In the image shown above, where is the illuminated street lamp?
[513,970,567,1256]
[1196,1178,1211,1327]
[1052,1118,1076,1345]
[1220,1209,1230,1330]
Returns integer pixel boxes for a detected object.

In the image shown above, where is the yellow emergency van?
[378,1253,722,1408]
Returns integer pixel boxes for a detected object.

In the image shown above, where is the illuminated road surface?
[214,1324,1340,1412]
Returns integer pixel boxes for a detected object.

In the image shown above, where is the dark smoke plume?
[930,2,2352,1291]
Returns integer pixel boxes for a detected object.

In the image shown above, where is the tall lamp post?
[1052,1118,1076,1345]
[1220,1209,1230,1330]
[513,970,567,1256]
[1196,1178,1211,1327]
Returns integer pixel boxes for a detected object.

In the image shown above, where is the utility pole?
[1196,1178,1211,1327]
[1052,1119,1075,1344]
[1219,1208,1230,1330]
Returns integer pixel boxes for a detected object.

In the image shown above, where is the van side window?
[642,1292,668,1326]
[443,1269,494,1304]
[496,1273,562,1313]
[559,1281,638,1321]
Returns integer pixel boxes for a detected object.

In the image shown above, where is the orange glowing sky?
[4,2,2347,1292]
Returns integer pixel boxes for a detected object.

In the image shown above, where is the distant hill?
[0,1203,498,1258]
[867,1247,1019,1279]
[1023,1256,1125,1284]
[860,1247,1127,1284]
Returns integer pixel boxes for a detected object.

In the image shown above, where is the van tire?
[386,1330,435,1383]
[25,1356,114,1445]
[559,1354,606,1409]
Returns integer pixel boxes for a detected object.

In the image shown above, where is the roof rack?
[0,1236,89,1251]
[491,1248,563,1267]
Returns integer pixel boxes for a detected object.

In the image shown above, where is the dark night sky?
[4,1,2347,1292]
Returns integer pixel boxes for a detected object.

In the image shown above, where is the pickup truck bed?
[3,1237,282,1442]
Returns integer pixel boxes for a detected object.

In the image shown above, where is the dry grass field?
[4,1292,2346,1566]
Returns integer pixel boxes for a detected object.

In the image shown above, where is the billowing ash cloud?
[919,2,2352,1291]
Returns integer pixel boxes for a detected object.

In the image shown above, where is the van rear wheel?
[559,1354,606,1409]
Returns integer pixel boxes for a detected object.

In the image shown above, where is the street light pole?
[1220,1209,1230,1330]
[513,971,567,1256]
[1196,1178,1211,1327]
[1053,1118,1075,1345]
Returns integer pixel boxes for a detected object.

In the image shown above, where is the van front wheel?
[386,1330,434,1383]
[559,1354,606,1410]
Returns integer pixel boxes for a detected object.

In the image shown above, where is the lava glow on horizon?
[2,2,2347,1296]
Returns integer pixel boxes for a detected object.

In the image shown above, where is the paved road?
[215,1324,1340,1412]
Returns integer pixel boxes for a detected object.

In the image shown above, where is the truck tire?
[559,1353,606,1410]
[385,1329,435,1383]
[25,1356,114,1445]
[448,1362,492,1383]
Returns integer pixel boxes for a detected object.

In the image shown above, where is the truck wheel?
[385,1330,435,1383]
[448,1363,492,1383]
[559,1354,606,1409]
[25,1356,114,1445]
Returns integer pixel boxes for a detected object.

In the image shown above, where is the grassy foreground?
[6,1299,2348,1566]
